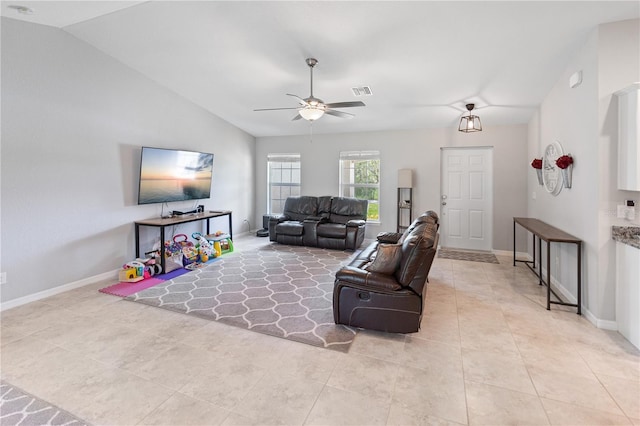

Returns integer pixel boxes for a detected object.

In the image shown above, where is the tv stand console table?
[513,217,582,314]
[135,210,232,273]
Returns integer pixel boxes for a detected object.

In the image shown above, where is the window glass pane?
[339,151,380,221]
[282,168,291,183]
[268,154,301,214]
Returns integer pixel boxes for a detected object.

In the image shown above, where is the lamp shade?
[459,114,482,132]
[299,106,325,121]
[398,169,413,188]
[458,103,483,133]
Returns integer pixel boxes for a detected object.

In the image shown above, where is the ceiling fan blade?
[324,101,366,109]
[254,107,300,111]
[286,94,308,106]
[325,109,354,119]
[292,114,303,121]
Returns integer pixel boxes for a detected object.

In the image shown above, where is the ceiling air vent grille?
[351,86,373,97]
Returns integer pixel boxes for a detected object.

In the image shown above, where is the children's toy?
[173,234,193,249]
[124,260,145,277]
[182,245,199,266]
[192,232,213,255]
[206,232,234,256]
[119,260,147,283]
[192,232,214,263]
[135,256,162,277]
[118,268,144,283]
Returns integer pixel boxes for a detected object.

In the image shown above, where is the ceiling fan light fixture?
[458,103,483,132]
[254,57,365,122]
[299,106,325,121]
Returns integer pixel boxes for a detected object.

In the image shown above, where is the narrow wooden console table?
[513,217,582,314]
[135,210,232,273]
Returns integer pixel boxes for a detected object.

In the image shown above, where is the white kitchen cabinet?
[615,83,640,191]
[616,241,640,349]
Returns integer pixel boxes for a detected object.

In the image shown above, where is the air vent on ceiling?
[351,86,373,97]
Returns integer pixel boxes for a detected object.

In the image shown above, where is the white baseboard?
[0,269,119,312]
[535,265,619,331]
[581,309,618,330]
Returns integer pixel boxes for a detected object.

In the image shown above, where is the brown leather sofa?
[268,196,368,250]
[333,211,439,333]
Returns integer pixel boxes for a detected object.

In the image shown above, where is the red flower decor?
[556,155,573,169]
[531,158,543,169]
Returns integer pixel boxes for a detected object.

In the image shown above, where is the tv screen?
[137,146,214,205]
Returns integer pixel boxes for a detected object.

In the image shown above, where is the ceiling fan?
[254,58,366,122]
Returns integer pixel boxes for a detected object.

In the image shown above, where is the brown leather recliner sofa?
[333,211,439,333]
[268,196,368,250]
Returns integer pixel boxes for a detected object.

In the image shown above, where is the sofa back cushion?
[317,196,333,219]
[366,243,402,275]
[394,221,438,287]
[283,196,318,221]
[398,210,439,244]
[329,197,368,224]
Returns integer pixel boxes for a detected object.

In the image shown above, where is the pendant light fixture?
[458,103,482,132]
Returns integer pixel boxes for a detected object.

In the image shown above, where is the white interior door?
[440,147,493,251]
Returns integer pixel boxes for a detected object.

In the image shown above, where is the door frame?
[440,146,494,251]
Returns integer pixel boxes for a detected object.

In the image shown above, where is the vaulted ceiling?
[3,1,638,137]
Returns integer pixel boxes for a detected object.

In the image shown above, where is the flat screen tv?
[137,146,214,205]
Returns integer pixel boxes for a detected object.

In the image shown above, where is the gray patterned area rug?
[0,381,89,426]
[126,244,358,351]
[438,248,500,264]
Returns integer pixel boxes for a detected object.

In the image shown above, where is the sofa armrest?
[268,214,290,242]
[269,214,289,223]
[335,266,403,292]
[376,232,402,244]
[346,219,366,227]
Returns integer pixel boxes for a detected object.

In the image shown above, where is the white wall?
[528,19,639,324]
[256,124,528,251]
[0,18,256,303]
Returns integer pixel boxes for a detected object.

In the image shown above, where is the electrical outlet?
[532,191,537,200]
[1,272,6,285]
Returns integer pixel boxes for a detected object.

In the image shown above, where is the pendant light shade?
[458,103,482,132]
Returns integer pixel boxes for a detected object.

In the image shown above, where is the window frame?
[339,150,381,222]
[267,153,301,215]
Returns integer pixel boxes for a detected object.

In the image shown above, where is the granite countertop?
[612,226,640,249]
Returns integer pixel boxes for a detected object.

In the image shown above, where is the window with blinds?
[339,151,380,221]
[267,154,301,214]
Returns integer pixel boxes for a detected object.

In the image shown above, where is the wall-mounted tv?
[137,146,214,205]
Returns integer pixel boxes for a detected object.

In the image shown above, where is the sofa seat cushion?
[276,221,304,236]
[316,223,346,238]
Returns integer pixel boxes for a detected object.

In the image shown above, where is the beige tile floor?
[1,235,639,425]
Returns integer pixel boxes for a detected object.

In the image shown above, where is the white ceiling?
[2,1,639,137]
